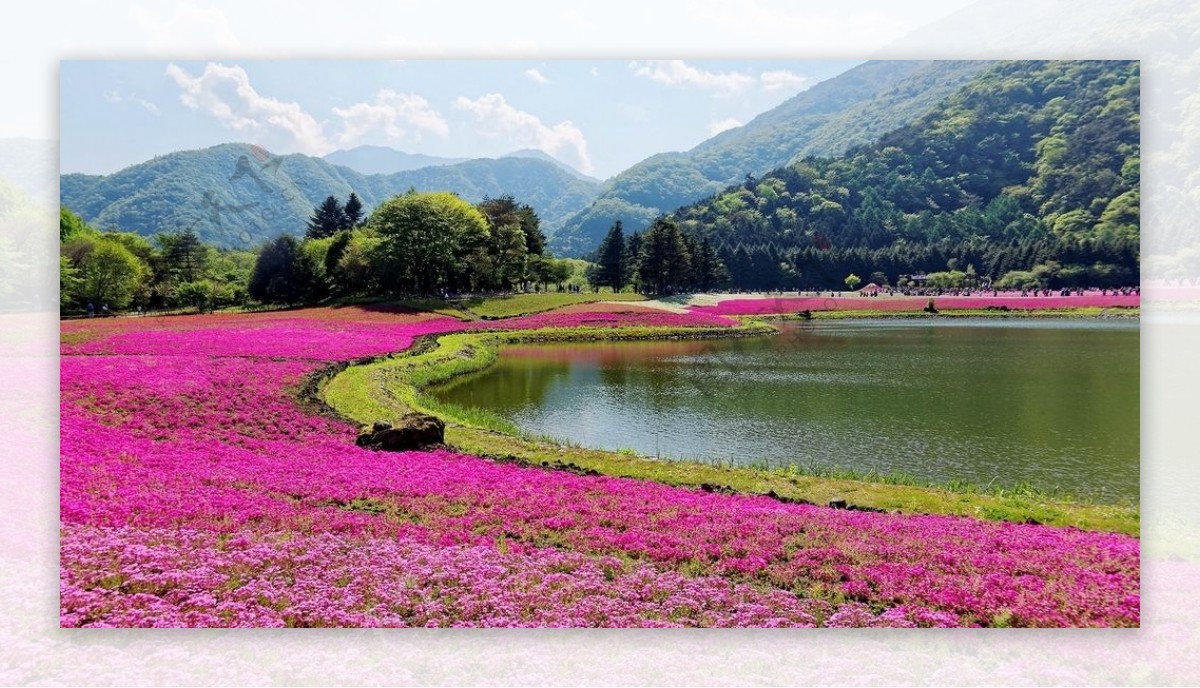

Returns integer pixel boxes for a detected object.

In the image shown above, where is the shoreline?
[314,314,1139,536]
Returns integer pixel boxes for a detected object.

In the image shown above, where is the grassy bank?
[459,291,646,319]
[316,319,1139,536]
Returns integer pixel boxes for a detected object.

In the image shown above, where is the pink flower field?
[691,293,1140,316]
[60,305,1139,627]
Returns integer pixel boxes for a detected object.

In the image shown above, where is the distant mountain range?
[548,60,991,256]
[61,144,602,249]
[321,145,467,175]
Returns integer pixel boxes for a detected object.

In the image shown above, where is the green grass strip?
[317,320,1139,536]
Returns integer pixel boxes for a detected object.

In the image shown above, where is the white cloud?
[707,117,742,136]
[332,90,449,148]
[454,93,592,174]
[760,69,809,93]
[166,62,329,154]
[103,90,159,115]
[629,60,755,97]
[524,68,549,84]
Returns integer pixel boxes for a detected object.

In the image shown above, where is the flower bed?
[60,306,1140,627]
[691,294,1141,316]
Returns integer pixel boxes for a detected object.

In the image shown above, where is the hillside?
[549,60,991,257]
[322,145,467,175]
[60,144,601,249]
[671,60,1140,289]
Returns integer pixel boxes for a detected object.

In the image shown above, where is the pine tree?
[592,221,626,291]
[637,219,691,295]
[691,235,728,291]
[343,193,364,229]
[306,196,346,239]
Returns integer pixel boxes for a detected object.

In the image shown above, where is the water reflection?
[431,320,1139,502]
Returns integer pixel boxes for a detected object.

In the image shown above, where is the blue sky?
[60,59,862,179]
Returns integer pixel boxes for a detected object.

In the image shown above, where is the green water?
[431,319,1140,502]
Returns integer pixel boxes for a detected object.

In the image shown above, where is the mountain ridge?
[548,60,992,257]
[61,143,601,249]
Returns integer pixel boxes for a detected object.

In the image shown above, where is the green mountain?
[671,60,1139,289]
[322,145,467,174]
[61,144,601,249]
[549,60,992,257]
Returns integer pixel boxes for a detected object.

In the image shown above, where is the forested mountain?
[670,60,1139,289]
[322,145,467,175]
[60,144,602,249]
[549,60,991,256]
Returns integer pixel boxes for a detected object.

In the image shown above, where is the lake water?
[430,319,1139,502]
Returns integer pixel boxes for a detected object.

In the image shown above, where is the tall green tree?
[343,193,365,229]
[248,235,318,305]
[370,191,490,295]
[690,235,728,291]
[78,239,146,309]
[591,221,627,291]
[158,227,210,283]
[636,219,692,295]
[306,196,346,240]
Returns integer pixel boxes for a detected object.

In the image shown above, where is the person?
[86,302,94,318]
[101,303,109,317]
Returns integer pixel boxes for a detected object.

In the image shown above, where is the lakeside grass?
[316,320,1140,536]
[458,291,646,319]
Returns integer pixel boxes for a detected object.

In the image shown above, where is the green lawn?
[458,291,646,319]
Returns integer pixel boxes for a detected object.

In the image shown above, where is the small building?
[859,282,883,294]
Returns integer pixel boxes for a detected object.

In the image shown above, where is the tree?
[690,235,728,292]
[306,196,346,240]
[478,194,545,257]
[60,207,93,242]
[491,223,529,289]
[636,219,691,295]
[592,221,626,291]
[173,280,216,313]
[370,191,490,295]
[844,273,862,291]
[158,227,210,283]
[343,193,365,229]
[59,256,83,307]
[248,235,318,304]
[79,239,146,309]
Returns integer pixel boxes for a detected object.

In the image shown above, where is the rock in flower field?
[60,305,1139,627]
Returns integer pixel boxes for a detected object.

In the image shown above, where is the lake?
[430,319,1139,502]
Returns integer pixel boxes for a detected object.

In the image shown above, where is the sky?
[60,59,864,180]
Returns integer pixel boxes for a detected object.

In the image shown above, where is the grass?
[316,320,1140,536]
[457,291,647,319]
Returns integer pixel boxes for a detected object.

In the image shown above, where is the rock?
[356,413,445,451]
[828,499,848,509]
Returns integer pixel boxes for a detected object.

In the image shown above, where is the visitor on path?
[86,302,94,318]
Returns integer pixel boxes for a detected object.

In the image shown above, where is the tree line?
[586,218,728,294]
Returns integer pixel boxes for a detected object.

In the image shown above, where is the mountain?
[502,149,599,183]
[322,145,467,175]
[549,60,992,257]
[670,60,1139,289]
[60,144,602,249]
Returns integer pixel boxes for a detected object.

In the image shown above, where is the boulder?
[356,413,445,451]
